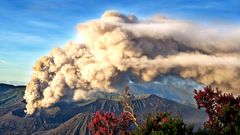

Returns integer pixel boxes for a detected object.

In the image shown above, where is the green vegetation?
[88,86,240,135]
[134,112,193,135]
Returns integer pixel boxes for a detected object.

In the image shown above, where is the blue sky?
[0,0,240,84]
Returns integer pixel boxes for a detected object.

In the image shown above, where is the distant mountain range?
[0,83,207,135]
[0,83,24,92]
[119,75,203,106]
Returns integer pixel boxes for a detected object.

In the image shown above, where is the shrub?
[88,86,240,135]
[134,112,193,135]
[119,111,136,135]
[194,86,240,135]
[88,111,118,135]
[88,111,136,135]
[88,86,138,135]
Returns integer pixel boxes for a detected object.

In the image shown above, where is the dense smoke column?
[24,11,240,115]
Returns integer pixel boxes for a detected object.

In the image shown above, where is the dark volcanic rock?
[34,95,207,135]
[0,83,207,135]
[0,83,15,92]
[34,113,92,135]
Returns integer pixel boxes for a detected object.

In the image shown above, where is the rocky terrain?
[0,84,207,135]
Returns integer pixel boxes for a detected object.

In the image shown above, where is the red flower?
[119,111,135,134]
[88,111,136,135]
[88,111,118,135]
[194,86,240,133]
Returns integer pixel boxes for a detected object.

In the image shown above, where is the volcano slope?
[0,84,207,135]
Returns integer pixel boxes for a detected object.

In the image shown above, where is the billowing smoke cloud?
[24,11,240,114]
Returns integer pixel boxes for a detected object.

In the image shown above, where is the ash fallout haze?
[24,10,240,115]
[0,1,240,133]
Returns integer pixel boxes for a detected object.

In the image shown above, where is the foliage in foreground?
[134,112,193,135]
[88,86,240,135]
[88,111,118,135]
[194,86,240,135]
[88,111,192,135]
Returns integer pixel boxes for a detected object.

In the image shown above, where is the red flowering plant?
[88,111,118,135]
[88,86,137,135]
[134,112,192,135]
[194,86,240,134]
[120,86,138,128]
[118,111,135,135]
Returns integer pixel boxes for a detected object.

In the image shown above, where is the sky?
[0,0,240,85]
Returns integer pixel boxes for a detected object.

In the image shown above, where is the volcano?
[0,84,207,135]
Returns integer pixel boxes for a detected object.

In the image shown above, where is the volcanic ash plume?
[24,11,240,114]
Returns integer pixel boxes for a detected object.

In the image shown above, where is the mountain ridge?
[0,83,207,135]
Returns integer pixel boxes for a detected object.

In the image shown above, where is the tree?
[194,86,240,135]
[120,86,138,128]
